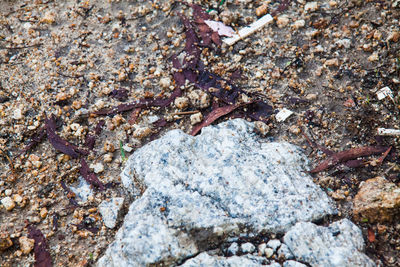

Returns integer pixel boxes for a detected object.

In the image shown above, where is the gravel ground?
[0,0,399,266]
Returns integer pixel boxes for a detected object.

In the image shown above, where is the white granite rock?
[283,219,376,267]
[283,260,307,267]
[277,244,294,260]
[180,252,270,267]
[98,119,337,266]
[99,197,124,229]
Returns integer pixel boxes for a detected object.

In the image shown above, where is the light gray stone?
[257,243,267,256]
[241,242,256,254]
[70,176,93,203]
[267,239,281,252]
[277,244,294,260]
[283,260,307,267]
[98,119,337,266]
[99,197,124,229]
[227,242,239,256]
[180,252,270,267]
[283,219,376,267]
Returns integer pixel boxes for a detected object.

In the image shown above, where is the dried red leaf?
[85,120,106,150]
[45,115,88,158]
[80,159,105,191]
[128,108,142,125]
[196,70,241,104]
[245,101,274,122]
[28,225,52,267]
[271,0,291,16]
[191,104,241,136]
[93,87,182,116]
[368,228,376,243]
[17,127,46,157]
[191,4,210,24]
[310,146,389,173]
[377,146,392,165]
[109,88,129,101]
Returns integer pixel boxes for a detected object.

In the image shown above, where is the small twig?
[171,110,200,116]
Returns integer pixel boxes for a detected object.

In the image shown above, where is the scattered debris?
[376,86,393,101]
[377,128,400,136]
[276,108,294,122]
[223,14,273,46]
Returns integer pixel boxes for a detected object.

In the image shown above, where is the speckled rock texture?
[98,119,338,266]
[283,219,376,267]
[353,176,400,223]
[179,252,275,267]
[98,197,124,229]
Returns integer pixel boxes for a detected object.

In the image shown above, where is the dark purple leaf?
[17,127,46,157]
[80,159,105,191]
[109,89,129,101]
[310,146,389,173]
[93,88,182,116]
[152,118,167,128]
[27,225,52,267]
[191,4,210,23]
[196,70,241,104]
[229,69,244,82]
[245,101,274,122]
[271,0,291,16]
[45,115,88,158]
[343,159,366,168]
[94,120,105,135]
[85,135,96,150]
[191,104,241,136]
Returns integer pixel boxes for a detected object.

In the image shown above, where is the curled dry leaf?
[27,225,52,267]
[80,159,105,191]
[45,115,88,158]
[310,146,389,173]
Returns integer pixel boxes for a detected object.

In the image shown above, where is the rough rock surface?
[353,176,400,223]
[283,219,376,267]
[98,119,337,266]
[98,197,124,229]
[179,252,273,267]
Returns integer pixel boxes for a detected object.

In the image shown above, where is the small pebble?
[174,97,189,109]
[289,125,301,135]
[258,243,267,256]
[133,126,152,139]
[19,236,34,254]
[13,108,23,120]
[277,15,290,28]
[254,121,270,135]
[0,233,13,251]
[91,162,105,174]
[241,242,256,254]
[227,242,239,255]
[292,19,305,29]
[40,207,48,218]
[190,113,203,125]
[265,247,274,258]
[1,197,15,211]
[159,77,171,89]
[267,239,281,252]
[304,2,318,12]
